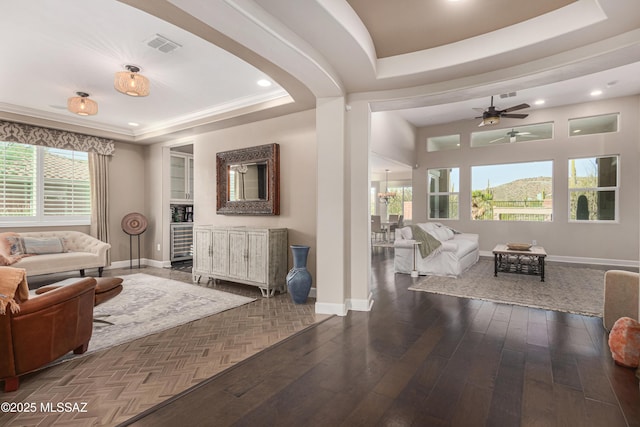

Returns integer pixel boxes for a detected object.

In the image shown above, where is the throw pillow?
[21,237,66,255]
[6,236,25,255]
[0,232,20,257]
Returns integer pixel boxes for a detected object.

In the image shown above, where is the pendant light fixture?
[67,92,98,116]
[378,169,397,205]
[114,65,150,97]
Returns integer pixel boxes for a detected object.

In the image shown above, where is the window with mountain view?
[428,168,459,219]
[471,161,553,221]
[0,141,90,225]
[568,155,618,221]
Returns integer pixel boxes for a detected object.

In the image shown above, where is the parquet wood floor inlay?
[0,267,328,426]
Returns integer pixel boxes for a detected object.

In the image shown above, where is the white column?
[315,97,348,315]
[346,100,374,311]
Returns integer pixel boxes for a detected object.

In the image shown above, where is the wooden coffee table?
[492,244,547,282]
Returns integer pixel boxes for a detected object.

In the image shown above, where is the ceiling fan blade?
[502,103,530,113]
[489,137,505,143]
[472,107,486,113]
[502,113,529,119]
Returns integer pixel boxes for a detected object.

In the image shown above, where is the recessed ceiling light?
[257,79,272,87]
[534,99,545,105]
[590,90,603,97]
[128,122,139,127]
[573,129,582,133]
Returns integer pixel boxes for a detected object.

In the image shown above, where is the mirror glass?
[216,143,280,215]
[228,162,268,201]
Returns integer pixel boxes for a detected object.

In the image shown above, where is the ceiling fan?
[489,129,538,144]
[474,96,530,126]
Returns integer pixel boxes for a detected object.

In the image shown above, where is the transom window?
[0,141,90,225]
[568,155,618,221]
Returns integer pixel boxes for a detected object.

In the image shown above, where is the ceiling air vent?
[146,34,181,54]
[500,92,517,99]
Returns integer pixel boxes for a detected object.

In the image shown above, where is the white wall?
[415,95,640,265]
[192,109,317,277]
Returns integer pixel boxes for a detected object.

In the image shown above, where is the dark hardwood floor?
[122,250,640,427]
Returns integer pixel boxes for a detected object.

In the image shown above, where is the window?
[387,184,413,221]
[568,155,618,221]
[471,161,553,221]
[427,134,460,152]
[0,142,90,225]
[428,168,459,219]
[471,122,553,148]
[569,113,618,136]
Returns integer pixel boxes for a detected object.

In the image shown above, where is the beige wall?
[108,142,147,262]
[414,95,640,264]
[191,109,317,276]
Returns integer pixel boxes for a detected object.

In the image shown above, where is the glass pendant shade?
[483,115,500,125]
[114,65,150,97]
[67,92,98,116]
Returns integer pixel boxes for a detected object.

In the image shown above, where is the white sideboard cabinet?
[193,226,288,297]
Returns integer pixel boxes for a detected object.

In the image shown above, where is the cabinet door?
[246,231,267,284]
[228,230,247,279]
[193,228,212,274]
[210,229,229,276]
[170,155,187,200]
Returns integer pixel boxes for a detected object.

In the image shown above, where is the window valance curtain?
[0,120,115,155]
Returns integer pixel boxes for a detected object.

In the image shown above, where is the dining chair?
[371,215,386,241]
[388,214,401,240]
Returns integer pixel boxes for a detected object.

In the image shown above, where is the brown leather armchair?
[0,277,96,392]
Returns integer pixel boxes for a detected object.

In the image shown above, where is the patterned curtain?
[0,120,115,154]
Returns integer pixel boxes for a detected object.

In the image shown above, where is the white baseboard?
[478,251,639,268]
[107,258,170,270]
[315,302,348,316]
[348,292,374,312]
[314,292,374,316]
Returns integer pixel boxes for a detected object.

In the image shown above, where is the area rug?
[408,258,606,316]
[47,273,256,361]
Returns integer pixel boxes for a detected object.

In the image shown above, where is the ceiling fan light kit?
[476,96,530,127]
[114,64,150,97]
[67,91,98,116]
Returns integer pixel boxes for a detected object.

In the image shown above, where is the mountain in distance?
[489,177,552,201]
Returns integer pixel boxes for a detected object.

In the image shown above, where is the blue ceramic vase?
[286,245,312,304]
